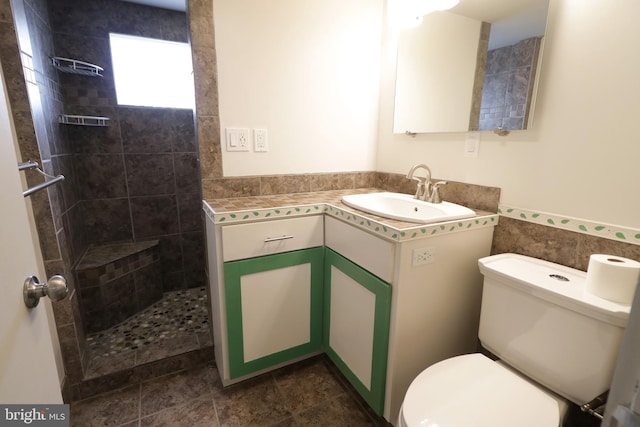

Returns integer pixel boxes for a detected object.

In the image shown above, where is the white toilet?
[398,253,631,427]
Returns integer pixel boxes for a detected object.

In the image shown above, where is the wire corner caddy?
[51,56,104,78]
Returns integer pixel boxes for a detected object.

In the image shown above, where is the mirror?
[393,0,550,134]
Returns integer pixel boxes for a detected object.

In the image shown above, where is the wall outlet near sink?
[412,247,436,266]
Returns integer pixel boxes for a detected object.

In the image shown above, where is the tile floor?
[84,287,211,378]
[70,355,390,426]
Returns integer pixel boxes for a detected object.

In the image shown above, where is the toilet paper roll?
[585,254,640,305]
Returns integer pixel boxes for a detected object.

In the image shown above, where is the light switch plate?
[226,128,250,152]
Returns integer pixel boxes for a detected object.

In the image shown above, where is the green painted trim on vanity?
[322,248,391,416]
[224,247,324,379]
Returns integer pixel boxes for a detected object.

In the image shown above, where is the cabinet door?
[224,247,323,378]
[323,248,391,416]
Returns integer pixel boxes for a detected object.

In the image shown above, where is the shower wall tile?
[158,235,184,275]
[52,154,79,210]
[7,0,204,398]
[49,0,182,41]
[159,9,189,43]
[169,109,198,152]
[82,198,133,244]
[120,108,176,153]
[62,203,87,264]
[135,262,164,309]
[479,36,541,131]
[130,195,180,239]
[178,192,204,233]
[67,107,121,153]
[182,231,206,288]
[74,153,128,199]
[125,153,176,196]
[174,152,201,192]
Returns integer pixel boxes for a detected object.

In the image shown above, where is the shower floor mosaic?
[83,287,211,379]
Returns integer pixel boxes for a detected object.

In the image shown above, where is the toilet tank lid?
[478,253,630,327]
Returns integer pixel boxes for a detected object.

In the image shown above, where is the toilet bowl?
[397,253,630,427]
[397,354,567,427]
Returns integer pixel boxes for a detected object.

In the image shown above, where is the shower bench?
[75,240,162,333]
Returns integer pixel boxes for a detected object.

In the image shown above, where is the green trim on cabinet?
[322,248,391,416]
[224,247,324,379]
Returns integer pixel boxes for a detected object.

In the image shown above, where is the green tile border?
[499,205,640,246]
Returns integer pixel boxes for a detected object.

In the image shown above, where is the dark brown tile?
[260,175,311,195]
[70,385,140,427]
[82,198,133,243]
[491,216,580,267]
[141,398,218,427]
[310,173,355,191]
[120,107,174,154]
[84,350,137,380]
[130,195,180,239]
[125,153,176,196]
[177,192,204,233]
[136,334,200,366]
[174,152,201,192]
[74,153,128,199]
[140,366,214,416]
[273,357,347,414]
[294,393,376,426]
[196,114,222,180]
[212,375,292,426]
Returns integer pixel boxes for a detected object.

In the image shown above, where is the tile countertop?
[203,188,499,243]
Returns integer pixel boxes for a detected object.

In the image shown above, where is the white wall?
[377,0,640,229]
[394,11,482,134]
[214,0,640,231]
[214,0,384,176]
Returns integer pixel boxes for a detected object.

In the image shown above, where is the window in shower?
[109,33,195,109]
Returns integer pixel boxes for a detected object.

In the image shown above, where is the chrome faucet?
[406,163,447,203]
[406,164,431,201]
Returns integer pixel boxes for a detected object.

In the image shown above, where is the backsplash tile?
[492,216,640,270]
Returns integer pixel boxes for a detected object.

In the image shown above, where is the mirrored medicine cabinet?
[393,0,550,135]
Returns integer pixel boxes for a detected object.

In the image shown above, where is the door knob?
[23,275,68,308]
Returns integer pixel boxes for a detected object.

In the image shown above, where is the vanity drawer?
[221,215,324,261]
[325,216,395,283]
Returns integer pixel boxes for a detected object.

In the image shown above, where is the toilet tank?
[478,253,630,405]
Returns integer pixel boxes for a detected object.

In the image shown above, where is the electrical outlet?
[254,128,268,152]
[464,131,480,158]
[412,247,436,267]
[225,128,250,152]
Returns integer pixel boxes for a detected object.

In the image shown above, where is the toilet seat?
[400,353,560,427]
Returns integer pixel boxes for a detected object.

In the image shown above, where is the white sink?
[341,192,476,224]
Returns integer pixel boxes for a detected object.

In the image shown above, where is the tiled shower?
[2,0,210,399]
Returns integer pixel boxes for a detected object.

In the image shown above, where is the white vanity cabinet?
[324,216,394,416]
[206,215,324,384]
[205,196,497,423]
[324,215,495,421]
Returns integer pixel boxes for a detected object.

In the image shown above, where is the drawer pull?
[264,235,294,243]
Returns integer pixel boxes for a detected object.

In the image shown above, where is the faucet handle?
[428,181,447,203]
